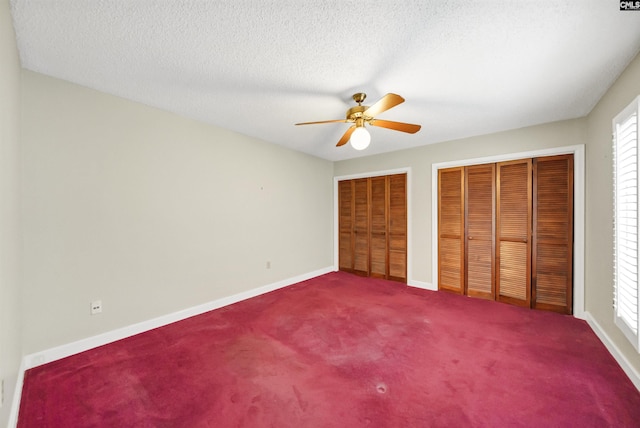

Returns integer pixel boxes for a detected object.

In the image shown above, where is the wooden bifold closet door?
[353,178,370,276]
[338,174,407,283]
[438,167,465,294]
[438,155,573,314]
[496,159,532,308]
[532,155,573,313]
[338,179,354,272]
[466,164,496,300]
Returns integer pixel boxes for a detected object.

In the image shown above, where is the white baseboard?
[9,266,333,427]
[407,279,435,291]
[584,311,640,392]
[7,359,26,428]
[14,273,637,427]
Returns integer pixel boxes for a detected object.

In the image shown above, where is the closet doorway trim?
[333,167,413,284]
[431,145,585,318]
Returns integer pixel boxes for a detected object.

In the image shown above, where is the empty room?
[2,1,640,427]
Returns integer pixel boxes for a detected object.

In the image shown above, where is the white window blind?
[613,95,640,352]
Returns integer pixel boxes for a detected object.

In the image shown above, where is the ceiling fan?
[295,92,421,150]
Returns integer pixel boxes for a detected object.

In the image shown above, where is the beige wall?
[6,6,640,421]
[335,52,640,376]
[334,118,586,284]
[20,71,334,353]
[0,0,22,425]
[585,53,640,371]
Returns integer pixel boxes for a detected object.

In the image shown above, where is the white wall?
[0,0,22,425]
[334,53,640,378]
[20,71,334,354]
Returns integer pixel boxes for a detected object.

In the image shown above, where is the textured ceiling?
[10,1,640,161]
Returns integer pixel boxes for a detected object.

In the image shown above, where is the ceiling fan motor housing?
[346,105,369,122]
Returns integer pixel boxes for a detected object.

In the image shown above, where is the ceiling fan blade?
[362,93,405,118]
[295,119,348,126]
[337,125,356,147]
[369,119,421,134]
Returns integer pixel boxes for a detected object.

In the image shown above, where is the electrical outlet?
[91,300,102,315]
[266,261,271,269]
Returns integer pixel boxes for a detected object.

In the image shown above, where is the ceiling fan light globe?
[350,127,371,150]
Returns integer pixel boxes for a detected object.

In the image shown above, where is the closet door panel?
[467,240,493,295]
[438,168,465,293]
[465,164,495,299]
[388,174,407,282]
[338,180,354,272]
[370,176,387,278]
[497,241,529,300]
[353,178,370,276]
[533,155,573,314]
[496,160,532,307]
[535,246,570,309]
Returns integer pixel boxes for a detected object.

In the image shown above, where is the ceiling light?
[350,126,370,150]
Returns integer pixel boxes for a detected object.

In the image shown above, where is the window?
[613,95,640,352]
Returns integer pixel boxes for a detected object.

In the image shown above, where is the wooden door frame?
[431,145,586,319]
[333,167,412,284]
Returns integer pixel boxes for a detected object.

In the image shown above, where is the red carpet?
[18,272,640,427]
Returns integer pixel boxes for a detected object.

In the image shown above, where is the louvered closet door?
[370,176,387,278]
[465,164,495,300]
[337,174,407,282]
[338,180,354,272]
[388,174,407,282]
[438,167,465,294]
[533,155,574,314]
[496,160,532,307]
[353,178,370,276]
